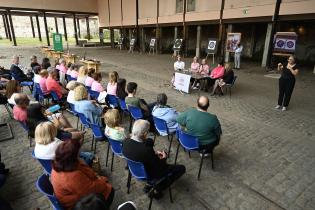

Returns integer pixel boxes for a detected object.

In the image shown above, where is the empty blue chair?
[124,157,173,210]
[36,174,64,210]
[89,122,109,160]
[225,75,238,98]
[106,94,119,108]
[174,127,215,180]
[106,137,123,171]
[32,151,52,175]
[153,117,175,156]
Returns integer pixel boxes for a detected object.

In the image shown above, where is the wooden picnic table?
[80,59,101,72]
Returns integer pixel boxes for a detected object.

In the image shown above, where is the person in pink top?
[85,68,96,87]
[39,70,50,95]
[56,58,67,86]
[13,93,30,122]
[193,59,209,90]
[107,72,118,96]
[91,72,104,92]
[205,60,225,91]
[70,64,79,79]
[46,70,68,99]
[190,56,200,73]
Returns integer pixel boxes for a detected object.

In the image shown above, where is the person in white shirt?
[173,55,185,71]
[34,121,63,160]
[234,41,243,69]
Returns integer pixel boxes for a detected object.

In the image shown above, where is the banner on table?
[53,33,63,52]
[174,72,191,93]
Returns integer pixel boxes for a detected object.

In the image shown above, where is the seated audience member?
[211,63,234,96]
[10,55,32,82]
[206,60,225,91]
[104,109,126,141]
[85,68,95,87]
[56,58,67,86]
[34,121,63,160]
[190,56,200,73]
[152,93,178,135]
[33,66,42,84]
[91,72,104,92]
[51,140,114,210]
[77,66,88,84]
[13,93,30,122]
[39,70,50,95]
[73,193,111,210]
[74,86,103,126]
[30,55,40,70]
[116,78,127,100]
[177,96,222,154]
[6,80,21,105]
[41,57,51,70]
[192,59,209,90]
[125,82,152,118]
[70,64,79,79]
[107,72,118,96]
[27,103,84,140]
[122,120,185,197]
[46,69,68,99]
[0,66,12,80]
[173,55,185,71]
[66,81,80,104]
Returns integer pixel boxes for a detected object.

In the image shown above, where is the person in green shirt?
[176,96,222,154]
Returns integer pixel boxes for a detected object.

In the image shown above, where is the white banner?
[174,72,191,93]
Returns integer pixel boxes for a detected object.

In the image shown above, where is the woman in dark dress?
[211,63,234,96]
[275,55,299,111]
[116,78,128,100]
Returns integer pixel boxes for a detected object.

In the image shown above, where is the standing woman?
[275,55,299,111]
[234,41,243,69]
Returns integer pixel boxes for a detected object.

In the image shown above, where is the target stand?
[149,38,156,55]
[173,39,183,58]
[128,38,136,54]
[206,53,215,64]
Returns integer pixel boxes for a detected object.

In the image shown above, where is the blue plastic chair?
[118,98,128,114]
[106,94,119,108]
[106,137,123,171]
[18,121,32,147]
[68,103,79,129]
[35,83,51,105]
[77,112,90,131]
[36,174,64,210]
[50,91,60,101]
[86,86,91,93]
[127,105,143,132]
[124,157,173,210]
[89,90,100,100]
[225,76,238,98]
[89,121,109,160]
[66,74,72,82]
[174,127,215,180]
[153,117,175,157]
[32,151,52,175]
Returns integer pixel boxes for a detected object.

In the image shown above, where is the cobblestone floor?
[0,46,314,210]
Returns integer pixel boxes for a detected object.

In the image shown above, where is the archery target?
[208,41,216,50]
[150,38,156,47]
[173,39,183,50]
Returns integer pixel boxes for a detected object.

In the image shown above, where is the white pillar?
[196,25,201,57]
[261,23,273,67]
[141,27,145,52]
[174,26,178,40]
[225,24,233,62]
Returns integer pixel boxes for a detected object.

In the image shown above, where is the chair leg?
[94,140,97,154]
[211,151,214,170]
[127,170,131,194]
[229,87,232,98]
[91,136,94,151]
[169,185,173,203]
[148,197,153,210]
[129,116,133,133]
[174,143,180,165]
[167,135,173,158]
[188,151,191,158]
[29,136,32,147]
[105,143,110,167]
[110,152,114,172]
[76,117,79,129]
[198,153,205,180]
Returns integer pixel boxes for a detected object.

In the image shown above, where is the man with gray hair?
[10,55,32,82]
[122,119,186,199]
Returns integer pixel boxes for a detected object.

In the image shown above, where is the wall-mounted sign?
[226,33,241,52]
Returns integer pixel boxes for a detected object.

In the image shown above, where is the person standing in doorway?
[275,55,299,111]
[234,41,243,69]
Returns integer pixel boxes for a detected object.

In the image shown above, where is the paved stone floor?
[0,46,315,210]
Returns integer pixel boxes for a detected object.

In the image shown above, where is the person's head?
[156,93,168,106]
[74,85,88,101]
[131,119,150,141]
[70,64,79,71]
[35,122,57,145]
[218,60,224,67]
[224,63,232,72]
[127,82,137,95]
[30,55,37,63]
[87,68,96,77]
[5,80,20,98]
[67,62,72,69]
[92,72,102,82]
[39,69,49,78]
[197,96,209,111]
[288,55,296,65]
[201,59,207,65]
[177,55,182,61]
[193,56,198,63]
[66,81,80,91]
[12,55,19,65]
[27,103,46,121]
[59,58,66,65]
[73,193,109,210]
[108,72,118,84]
[48,69,58,79]
[42,57,51,69]
[104,109,121,128]
[33,66,41,75]
[14,93,30,109]
[53,139,81,172]
[78,66,88,77]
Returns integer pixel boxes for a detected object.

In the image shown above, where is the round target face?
[174,39,182,49]
[276,40,285,48]
[208,41,216,50]
[287,41,294,48]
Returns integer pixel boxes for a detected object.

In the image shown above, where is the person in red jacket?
[46,69,68,99]
[51,140,114,210]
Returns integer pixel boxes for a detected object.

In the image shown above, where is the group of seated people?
[173,55,235,95]
[0,53,223,210]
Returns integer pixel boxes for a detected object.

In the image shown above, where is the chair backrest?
[32,151,52,174]
[153,117,169,136]
[118,98,128,111]
[36,174,64,210]
[124,157,148,181]
[107,137,123,156]
[68,103,77,114]
[77,112,90,128]
[89,90,100,100]
[176,127,199,150]
[229,76,237,86]
[66,74,72,81]
[89,121,105,139]
[127,105,143,120]
[50,91,60,101]
[106,94,118,108]
[35,83,44,95]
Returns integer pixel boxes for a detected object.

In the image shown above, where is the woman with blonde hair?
[210,63,234,96]
[104,109,126,141]
[66,81,80,104]
[77,66,88,84]
[107,72,118,96]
